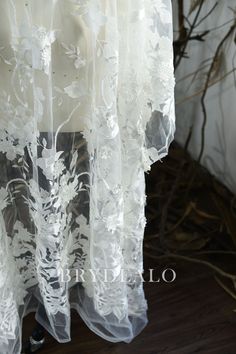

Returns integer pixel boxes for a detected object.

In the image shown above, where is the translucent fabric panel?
[0,1,175,353]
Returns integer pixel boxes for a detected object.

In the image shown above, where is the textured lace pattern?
[0,0,175,352]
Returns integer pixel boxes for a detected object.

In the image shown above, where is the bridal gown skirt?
[0,1,175,353]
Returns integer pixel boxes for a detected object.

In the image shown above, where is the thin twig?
[198,23,236,163]
[195,2,218,28]
[175,0,206,69]
[196,250,236,257]
[176,67,236,105]
[144,251,236,281]
[215,276,236,301]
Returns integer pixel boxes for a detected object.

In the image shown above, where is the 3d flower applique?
[14,24,56,75]
[80,118,94,155]
[140,146,155,172]
[99,145,112,159]
[105,214,120,234]
[61,42,86,69]
[57,173,79,207]
[112,184,123,197]
[99,195,123,235]
[93,106,119,139]
[106,114,117,131]
[31,26,56,74]
[36,146,65,181]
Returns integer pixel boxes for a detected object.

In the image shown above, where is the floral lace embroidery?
[0,0,175,349]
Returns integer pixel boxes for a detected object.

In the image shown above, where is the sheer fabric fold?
[0,0,175,352]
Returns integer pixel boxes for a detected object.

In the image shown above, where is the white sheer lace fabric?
[0,0,175,353]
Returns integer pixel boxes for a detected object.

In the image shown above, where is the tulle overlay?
[0,0,175,352]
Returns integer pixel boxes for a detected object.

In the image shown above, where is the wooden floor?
[23,258,236,354]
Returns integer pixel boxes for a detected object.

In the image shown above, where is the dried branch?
[176,67,236,105]
[174,0,206,69]
[198,23,236,164]
[144,250,236,281]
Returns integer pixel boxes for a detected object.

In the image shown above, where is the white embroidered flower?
[32,26,56,74]
[54,159,66,178]
[45,214,62,235]
[139,215,147,229]
[60,181,78,205]
[105,214,119,233]
[149,36,175,100]
[15,24,56,74]
[140,146,156,172]
[36,149,64,180]
[106,115,116,130]
[94,107,119,138]
[99,145,112,159]
[64,80,87,98]
[11,221,35,258]
[54,173,79,207]
[61,43,86,69]
[0,94,38,160]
